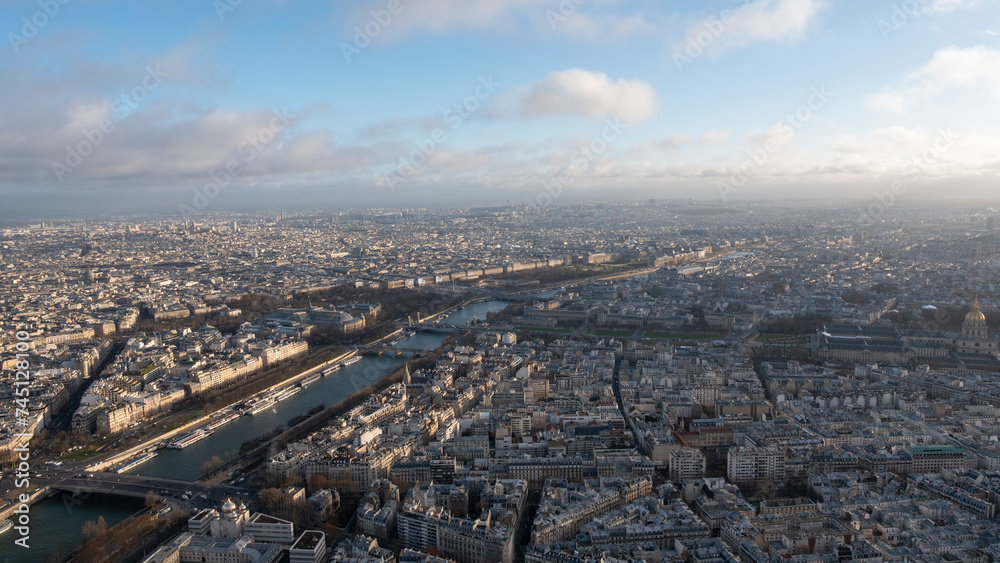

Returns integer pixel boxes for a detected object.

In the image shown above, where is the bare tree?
[258,488,283,511]
[81,515,108,541]
[200,455,225,475]
[309,474,330,494]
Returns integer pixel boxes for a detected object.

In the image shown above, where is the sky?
[1,0,999,216]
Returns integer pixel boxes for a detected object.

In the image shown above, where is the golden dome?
[966,298,986,323]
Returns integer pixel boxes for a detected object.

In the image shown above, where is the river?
[532,289,561,299]
[130,306,520,481]
[393,300,511,349]
[126,355,406,481]
[0,493,143,563]
[440,299,511,326]
[12,299,513,558]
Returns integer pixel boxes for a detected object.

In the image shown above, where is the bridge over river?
[5,470,253,519]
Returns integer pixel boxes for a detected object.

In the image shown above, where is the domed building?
[144,494,313,563]
[185,496,297,548]
[955,297,996,354]
[204,496,251,538]
[963,298,988,338]
[265,306,366,334]
[820,297,999,371]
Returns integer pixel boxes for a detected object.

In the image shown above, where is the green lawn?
[755,333,810,343]
[514,326,574,334]
[60,447,101,462]
[645,332,716,340]
[587,329,636,337]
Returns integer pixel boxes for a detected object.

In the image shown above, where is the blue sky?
[1,0,999,214]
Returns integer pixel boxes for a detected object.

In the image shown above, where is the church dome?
[221,497,237,513]
[966,299,986,323]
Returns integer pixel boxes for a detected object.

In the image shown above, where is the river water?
[126,355,408,481]
[0,493,143,563]
[440,299,511,326]
[131,302,513,480]
[8,299,512,559]
[532,289,561,299]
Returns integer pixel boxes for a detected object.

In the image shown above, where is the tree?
[283,474,304,488]
[309,474,330,494]
[258,488,283,511]
[321,522,343,543]
[240,438,259,454]
[200,455,225,475]
[81,515,108,541]
[144,490,163,509]
[291,499,319,528]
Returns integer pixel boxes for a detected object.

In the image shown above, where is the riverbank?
[200,353,422,485]
[0,491,145,563]
[87,349,358,472]
[418,297,483,324]
[0,485,50,520]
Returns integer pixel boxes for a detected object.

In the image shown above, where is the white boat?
[112,451,158,473]
[0,520,13,534]
[245,397,277,415]
[342,356,361,367]
[167,429,213,449]
[207,413,240,430]
[299,373,321,388]
[275,387,301,402]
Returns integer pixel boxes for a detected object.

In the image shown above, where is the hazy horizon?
[2,1,999,216]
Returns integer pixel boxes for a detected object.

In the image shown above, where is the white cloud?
[350,0,652,42]
[360,0,534,37]
[514,69,658,123]
[0,57,384,192]
[646,135,693,151]
[551,12,653,41]
[699,129,731,145]
[677,0,826,56]
[865,46,1000,112]
[863,89,921,113]
[924,0,993,14]
[746,123,796,147]
[830,127,937,154]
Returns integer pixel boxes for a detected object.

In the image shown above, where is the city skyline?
[5,3,1000,562]
[2,1,999,216]
[3,202,1000,562]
